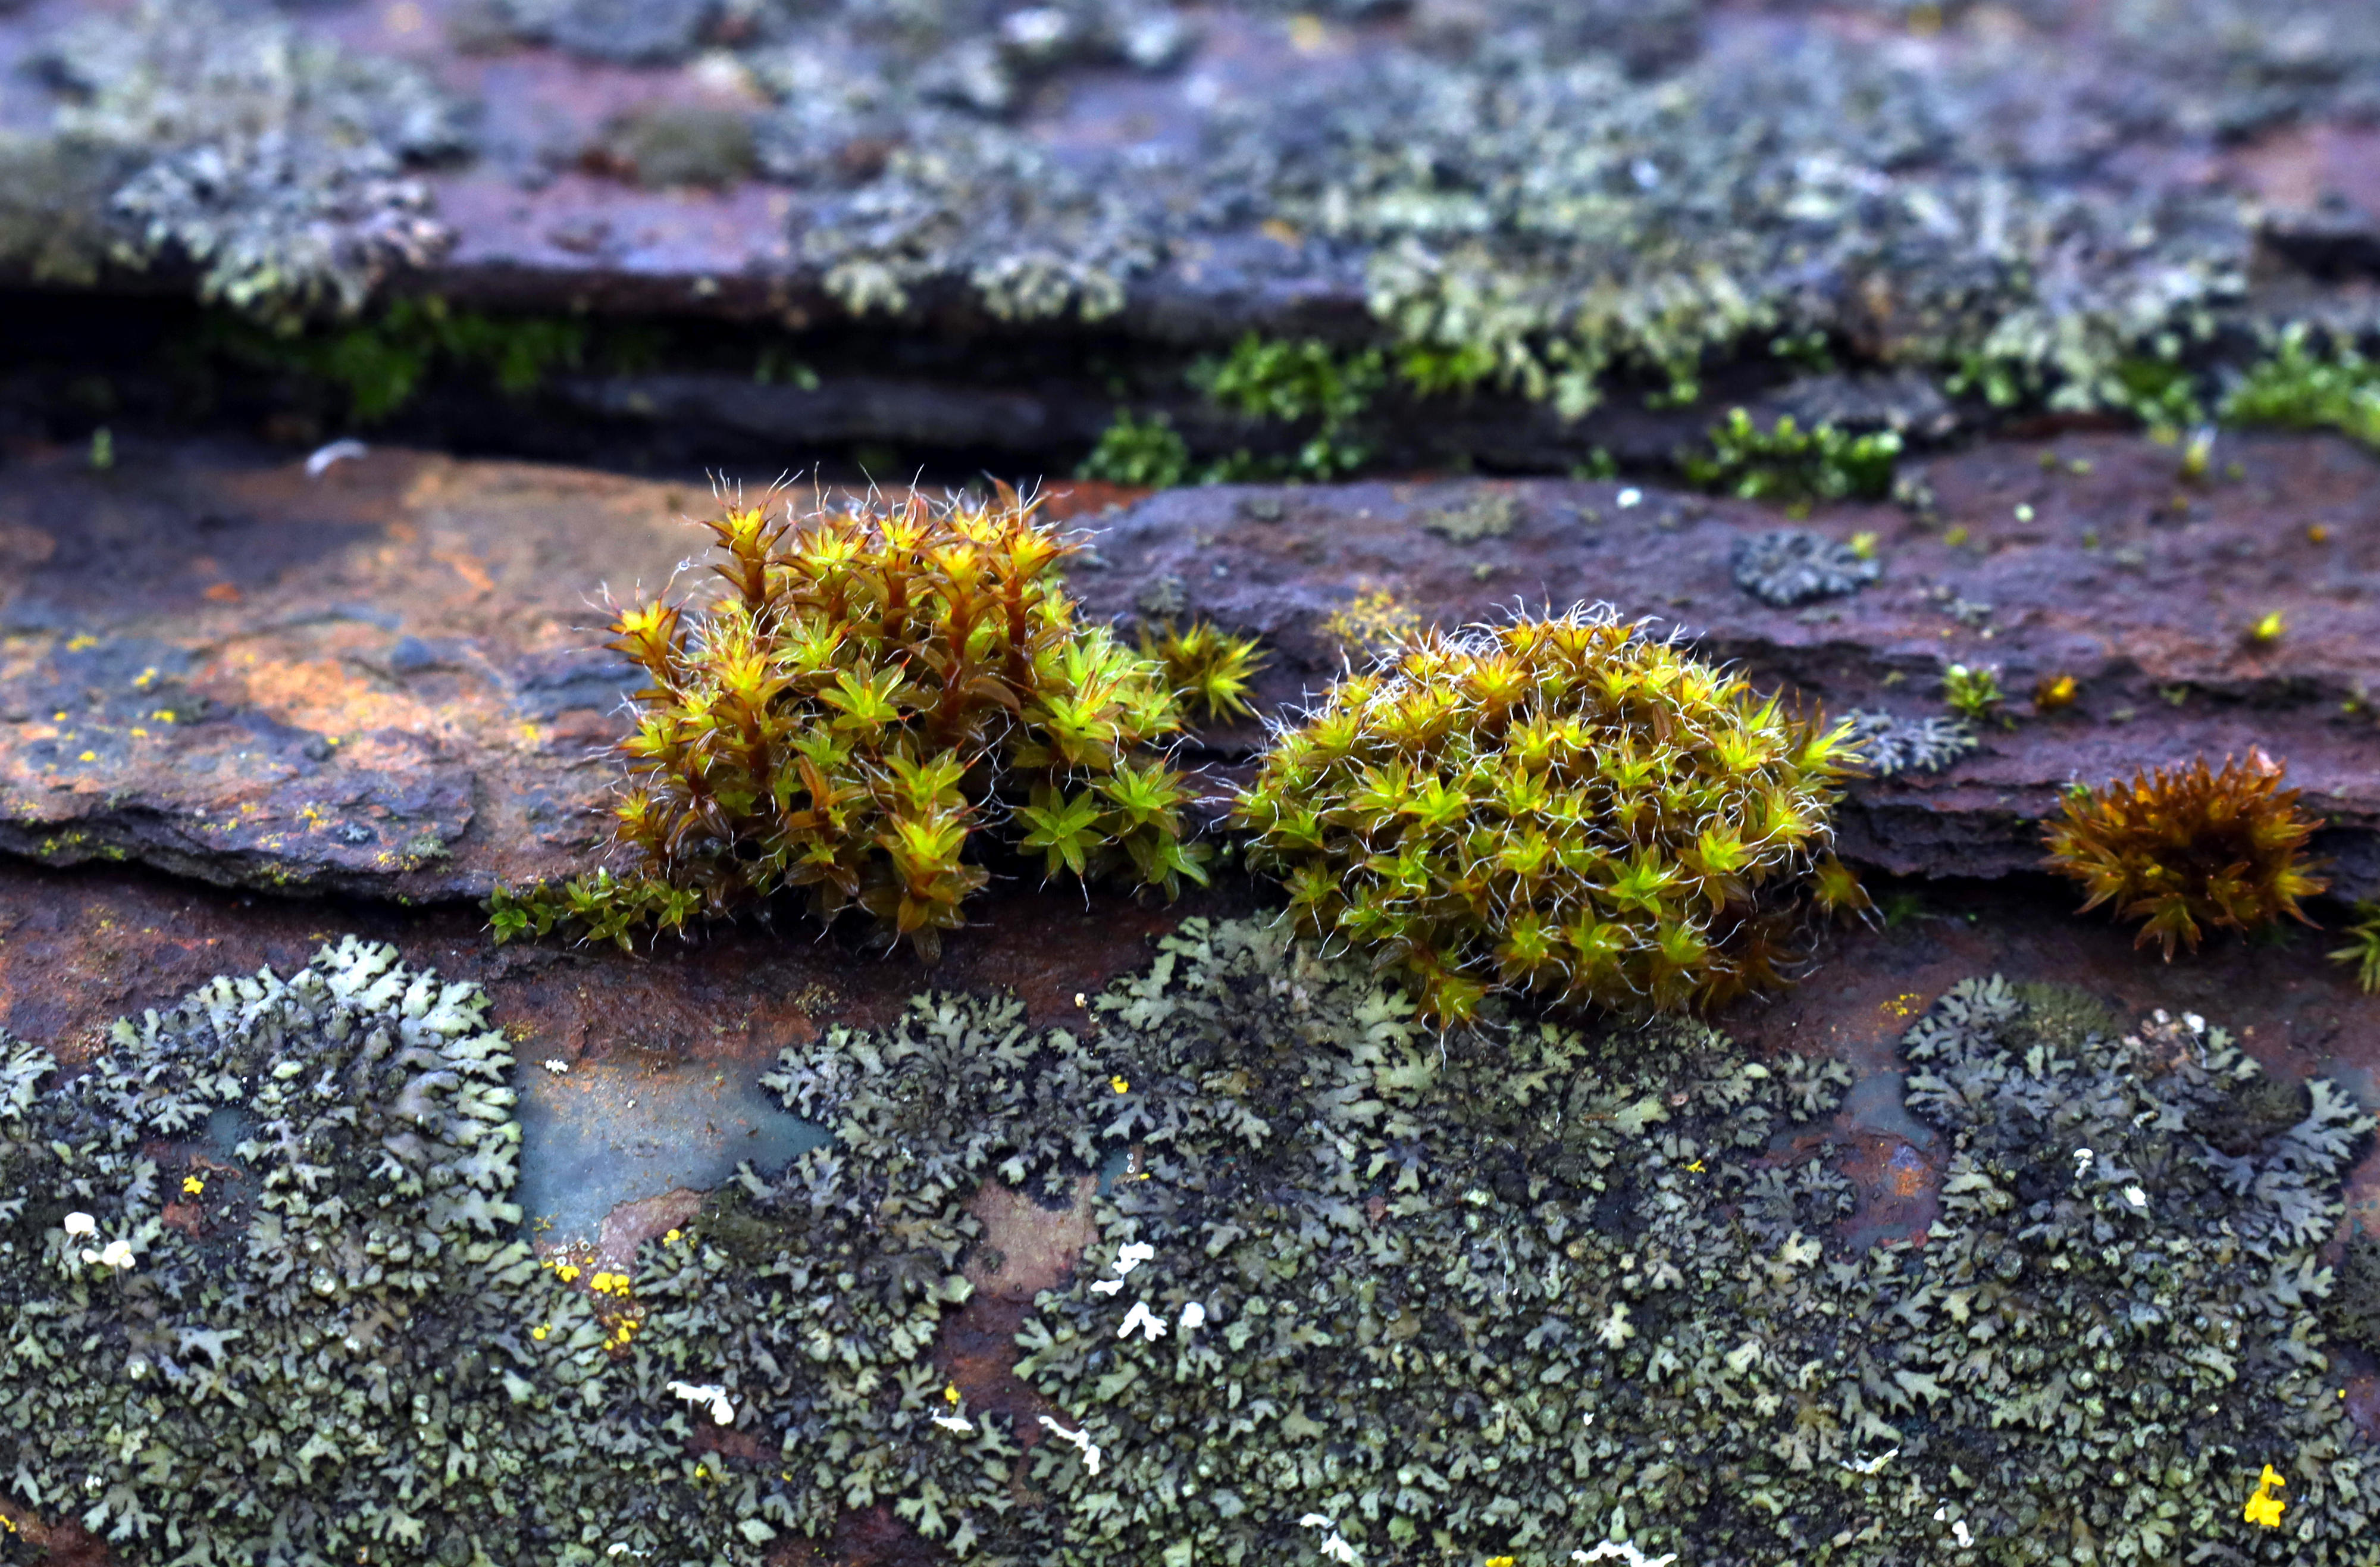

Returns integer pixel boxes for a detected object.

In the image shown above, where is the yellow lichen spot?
[2034,674,2077,711]
[1111,1075,1130,1094]
[531,1324,550,1341]
[154,710,177,723]
[181,1175,203,1196]
[555,1263,581,1284]
[65,634,98,652]
[133,666,159,690]
[2249,611,2285,645]
[1487,1557,1517,1567]
[2309,524,2332,543]
[1879,992,1925,1021]
[1321,585,1422,659]
[944,1384,962,1405]
[52,712,67,722]
[2244,1464,2287,1528]
[77,750,96,762]
[1941,524,1971,547]
[130,727,149,739]
[665,1228,682,1244]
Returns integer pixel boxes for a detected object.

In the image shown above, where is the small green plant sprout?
[494,484,1207,957]
[1078,410,1191,488]
[1396,338,1498,398]
[1139,620,1267,722]
[1233,606,1863,1024]
[2331,902,2380,993]
[88,426,114,470]
[2249,609,2286,645]
[2043,747,2328,959]
[1192,334,1386,481]
[2221,323,2380,449]
[1940,662,2006,725]
[2109,355,2207,429]
[1682,408,1902,508]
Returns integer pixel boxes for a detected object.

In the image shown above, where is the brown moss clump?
[2043,748,2327,958]
[494,484,1205,956]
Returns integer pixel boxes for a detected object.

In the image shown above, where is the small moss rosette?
[1233,609,1862,1023]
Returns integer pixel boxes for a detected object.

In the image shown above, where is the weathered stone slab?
[7,0,2380,469]
[5,432,2376,900]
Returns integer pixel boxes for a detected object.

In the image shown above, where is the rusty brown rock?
[5,431,2376,903]
[1078,430,2380,894]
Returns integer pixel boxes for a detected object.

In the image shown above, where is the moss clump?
[2044,749,2328,958]
[2331,901,2380,993]
[2222,326,2380,449]
[1319,585,1425,661]
[1140,620,1267,722]
[1940,660,2006,725]
[1683,409,1903,506]
[497,487,1205,955]
[1078,410,1192,489]
[1234,607,1862,1023]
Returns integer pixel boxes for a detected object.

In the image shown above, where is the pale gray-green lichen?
[5,926,2376,1566]
[24,0,469,320]
[1009,925,2380,1564]
[0,939,1013,1564]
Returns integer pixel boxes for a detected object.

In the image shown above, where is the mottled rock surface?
[6,0,2380,467]
[4,430,2375,900]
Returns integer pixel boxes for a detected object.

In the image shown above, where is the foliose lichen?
[1730,529,1884,609]
[30,0,471,321]
[0,939,1009,1565]
[1836,708,1979,778]
[1002,924,2380,1565]
[5,924,2380,1566]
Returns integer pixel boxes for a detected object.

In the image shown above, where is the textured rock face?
[3,5,2380,1560]
[4,0,2380,469]
[4,431,2374,901]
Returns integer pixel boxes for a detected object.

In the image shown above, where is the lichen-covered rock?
[2,924,2375,1564]
[0,940,1012,1564]
[28,0,468,319]
[502,0,721,65]
[1010,926,2380,1565]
